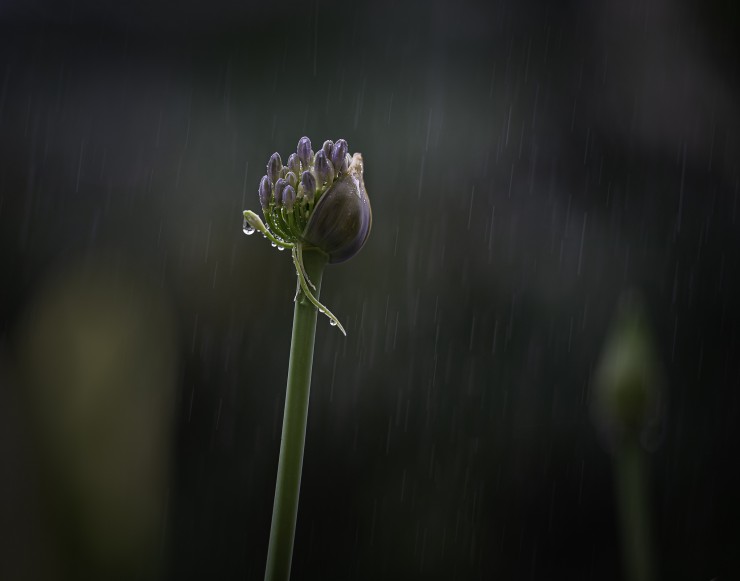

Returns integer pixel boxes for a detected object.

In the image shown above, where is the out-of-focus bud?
[314,150,335,187]
[283,185,296,210]
[297,136,312,166]
[267,152,282,184]
[259,175,272,208]
[592,292,664,448]
[331,139,348,172]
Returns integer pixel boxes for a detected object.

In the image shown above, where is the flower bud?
[259,175,272,207]
[322,140,334,157]
[297,136,312,166]
[331,139,348,172]
[287,153,301,175]
[314,149,335,187]
[274,178,287,205]
[283,185,296,210]
[593,293,664,447]
[267,152,282,184]
[285,172,297,190]
[301,170,316,203]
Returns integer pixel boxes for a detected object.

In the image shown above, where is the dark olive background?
[1,0,739,579]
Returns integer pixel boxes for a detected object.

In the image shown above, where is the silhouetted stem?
[264,249,327,581]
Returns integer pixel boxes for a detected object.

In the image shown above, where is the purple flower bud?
[314,149,335,186]
[283,185,296,210]
[267,152,282,184]
[259,175,272,207]
[274,177,287,205]
[331,139,348,172]
[285,171,298,189]
[287,153,301,175]
[301,170,316,202]
[297,136,312,166]
[322,140,334,157]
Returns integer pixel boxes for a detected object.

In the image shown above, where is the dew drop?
[329,319,337,326]
[242,217,255,235]
[277,246,285,251]
[271,242,277,248]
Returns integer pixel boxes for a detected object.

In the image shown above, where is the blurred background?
[1,0,739,579]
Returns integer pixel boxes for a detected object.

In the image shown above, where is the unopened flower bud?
[297,136,312,166]
[331,139,348,172]
[274,178,287,205]
[314,150,335,187]
[287,153,301,175]
[286,171,298,189]
[283,185,296,210]
[267,152,282,184]
[593,293,664,447]
[259,175,272,208]
[301,170,316,203]
[322,140,334,157]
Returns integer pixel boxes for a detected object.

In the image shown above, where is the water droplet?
[242,217,255,235]
[277,246,285,251]
[329,319,337,326]
[271,242,277,248]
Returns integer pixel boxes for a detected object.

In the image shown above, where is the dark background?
[1,0,739,579]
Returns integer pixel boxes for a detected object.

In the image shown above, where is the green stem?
[615,438,654,581]
[264,249,328,581]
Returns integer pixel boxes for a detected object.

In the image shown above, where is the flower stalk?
[264,248,327,581]
[242,137,371,580]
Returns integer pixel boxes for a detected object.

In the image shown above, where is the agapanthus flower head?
[242,136,372,334]
[245,136,370,260]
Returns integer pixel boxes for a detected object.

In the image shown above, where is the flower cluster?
[250,137,353,247]
[242,136,371,335]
